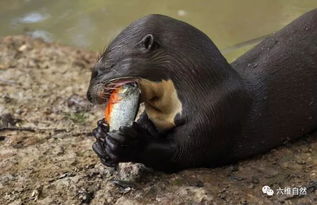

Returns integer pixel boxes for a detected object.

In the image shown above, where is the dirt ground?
[0,36,316,205]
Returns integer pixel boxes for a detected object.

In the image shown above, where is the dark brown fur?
[87,9,317,171]
[231,10,317,159]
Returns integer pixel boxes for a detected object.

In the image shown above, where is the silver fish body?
[105,83,140,131]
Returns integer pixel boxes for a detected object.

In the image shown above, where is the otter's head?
[87,14,243,131]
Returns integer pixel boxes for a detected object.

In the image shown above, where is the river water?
[0,0,316,61]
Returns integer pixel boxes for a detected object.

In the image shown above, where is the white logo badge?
[262,185,274,196]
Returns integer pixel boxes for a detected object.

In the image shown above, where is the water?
[0,0,316,61]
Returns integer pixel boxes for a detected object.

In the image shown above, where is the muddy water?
[0,0,316,61]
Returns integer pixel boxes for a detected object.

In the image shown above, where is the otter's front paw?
[92,119,117,167]
[102,123,145,164]
[92,140,117,167]
[93,119,109,140]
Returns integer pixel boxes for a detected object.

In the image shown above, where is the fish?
[104,82,140,131]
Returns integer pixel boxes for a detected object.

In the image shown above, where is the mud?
[0,36,316,205]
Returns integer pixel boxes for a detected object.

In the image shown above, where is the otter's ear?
[138,34,155,52]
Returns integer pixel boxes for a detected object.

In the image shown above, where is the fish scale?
[104,83,140,131]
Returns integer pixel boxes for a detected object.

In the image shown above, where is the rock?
[0,113,17,127]
[117,162,150,182]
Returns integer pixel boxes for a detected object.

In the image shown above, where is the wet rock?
[117,162,150,182]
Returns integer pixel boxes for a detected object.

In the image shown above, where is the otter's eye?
[107,64,115,69]
[100,64,115,72]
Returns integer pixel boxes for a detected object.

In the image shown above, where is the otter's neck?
[138,78,183,131]
[172,55,253,135]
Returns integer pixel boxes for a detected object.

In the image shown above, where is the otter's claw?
[92,119,117,167]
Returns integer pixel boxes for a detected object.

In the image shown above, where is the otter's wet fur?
[87,9,317,171]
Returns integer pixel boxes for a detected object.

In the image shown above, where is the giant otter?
[87,9,317,172]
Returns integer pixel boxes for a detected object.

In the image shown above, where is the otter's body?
[231,10,317,159]
[87,9,317,171]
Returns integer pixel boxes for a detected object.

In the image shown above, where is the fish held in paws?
[104,83,140,131]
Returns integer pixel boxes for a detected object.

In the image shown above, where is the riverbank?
[0,36,316,205]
